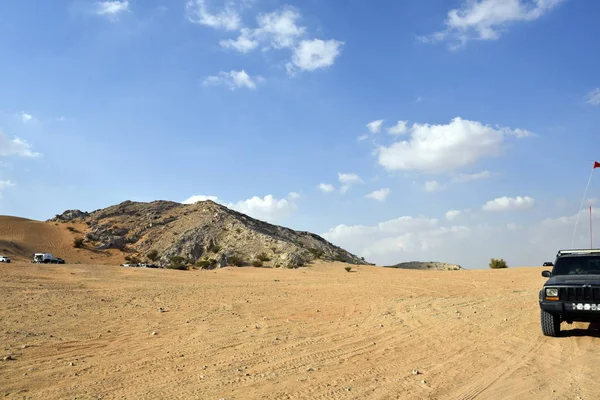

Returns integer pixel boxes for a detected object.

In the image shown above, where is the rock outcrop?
[49,199,371,269]
[386,261,463,271]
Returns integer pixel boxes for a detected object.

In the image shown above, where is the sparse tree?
[73,237,84,248]
[489,258,508,269]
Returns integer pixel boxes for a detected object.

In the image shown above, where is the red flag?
[595,161,600,169]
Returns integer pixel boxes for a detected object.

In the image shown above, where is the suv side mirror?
[542,270,552,278]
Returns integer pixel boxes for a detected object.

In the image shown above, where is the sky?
[1,0,600,269]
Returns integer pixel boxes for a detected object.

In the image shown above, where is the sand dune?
[1,261,598,399]
[0,216,123,264]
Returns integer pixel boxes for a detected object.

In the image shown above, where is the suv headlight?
[545,288,559,298]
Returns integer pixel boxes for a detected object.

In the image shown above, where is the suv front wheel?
[541,309,561,337]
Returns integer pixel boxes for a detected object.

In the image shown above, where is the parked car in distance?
[0,256,11,263]
[543,261,554,267]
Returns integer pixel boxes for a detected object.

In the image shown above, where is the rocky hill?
[385,261,463,271]
[48,200,371,269]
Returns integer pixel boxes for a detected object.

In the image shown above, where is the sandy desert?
[1,260,599,400]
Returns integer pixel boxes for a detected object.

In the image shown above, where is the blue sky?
[1,0,600,269]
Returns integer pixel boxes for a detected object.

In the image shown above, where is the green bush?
[489,258,508,269]
[207,242,222,253]
[333,254,347,263]
[252,260,264,268]
[257,252,271,262]
[309,248,324,258]
[228,255,245,267]
[73,237,84,248]
[147,250,159,262]
[167,264,189,271]
[344,266,352,272]
[196,259,218,270]
[67,226,76,232]
[167,256,189,270]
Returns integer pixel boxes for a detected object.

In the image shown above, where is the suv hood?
[546,274,600,286]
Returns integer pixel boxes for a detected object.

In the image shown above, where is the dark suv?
[539,249,600,336]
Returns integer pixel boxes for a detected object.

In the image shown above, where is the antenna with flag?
[572,161,600,248]
[591,205,594,249]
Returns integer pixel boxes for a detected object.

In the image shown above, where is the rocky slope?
[49,200,371,269]
[385,261,463,271]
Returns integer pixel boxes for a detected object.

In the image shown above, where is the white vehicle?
[33,253,54,263]
[0,256,10,263]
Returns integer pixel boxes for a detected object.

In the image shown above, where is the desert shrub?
[67,226,76,232]
[252,260,264,268]
[333,254,347,263]
[196,259,218,270]
[207,242,221,253]
[489,258,508,269]
[309,248,324,258]
[228,255,245,267]
[167,264,190,271]
[344,266,352,272]
[73,237,84,248]
[168,256,187,268]
[236,228,242,234]
[147,250,159,261]
[257,252,271,262]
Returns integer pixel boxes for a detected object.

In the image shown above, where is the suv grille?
[559,287,600,302]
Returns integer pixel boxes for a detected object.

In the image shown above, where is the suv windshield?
[552,255,600,275]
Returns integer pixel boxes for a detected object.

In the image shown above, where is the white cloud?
[220,6,306,53]
[586,88,600,106]
[482,195,535,212]
[366,120,384,134]
[587,198,598,206]
[424,181,441,192]
[318,183,335,193]
[387,120,408,135]
[186,0,241,31]
[203,70,263,90]
[322,206,600,269]
[0,131,41,158]
[17,111,34,123]
[227,194,297,222]
[420,0,566,49]
[194,3,343,74]
[445,210,462,221]
[95,1,129,16]
[289,39,344,72]
[322,215,468,264]
[181,193,297,223]
[254,7,306,49]
[220,28,259,53]
[0,180,15,191]
[376,117,532,174]
[287,191,301,200]
[357,134,369,142]
[338,173,364,193]
[365,188,391,202]
[338,173,363,185]
[182,195,219,204]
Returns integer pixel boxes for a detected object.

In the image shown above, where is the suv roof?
[556,249,600,257]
